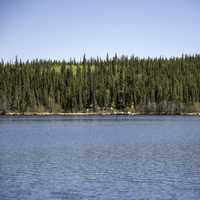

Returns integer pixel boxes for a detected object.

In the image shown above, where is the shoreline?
[1,112,200,116]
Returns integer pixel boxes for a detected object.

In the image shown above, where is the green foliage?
[0,55,200,114]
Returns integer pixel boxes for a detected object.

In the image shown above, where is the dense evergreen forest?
[0,54,200,114]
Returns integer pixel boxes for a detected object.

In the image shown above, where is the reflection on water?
[0,116,200,200]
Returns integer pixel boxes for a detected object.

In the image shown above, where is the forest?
[0,54,200,114]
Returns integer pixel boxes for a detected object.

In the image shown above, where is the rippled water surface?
[0,115,200,200]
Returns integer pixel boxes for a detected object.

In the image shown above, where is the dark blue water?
[0,115,200,200]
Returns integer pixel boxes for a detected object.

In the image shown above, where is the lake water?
[0,115,200,200]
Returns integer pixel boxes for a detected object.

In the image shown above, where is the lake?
[0,115,200,200]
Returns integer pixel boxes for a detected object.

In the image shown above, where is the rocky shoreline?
[1,112,200,116]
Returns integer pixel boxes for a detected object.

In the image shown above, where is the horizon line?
[1,52,200,64]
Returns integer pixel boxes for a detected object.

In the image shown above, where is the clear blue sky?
[0,0,200,61]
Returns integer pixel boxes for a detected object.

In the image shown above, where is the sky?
[0,0,200,61]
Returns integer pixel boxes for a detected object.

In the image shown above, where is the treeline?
[0,54,200,114]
